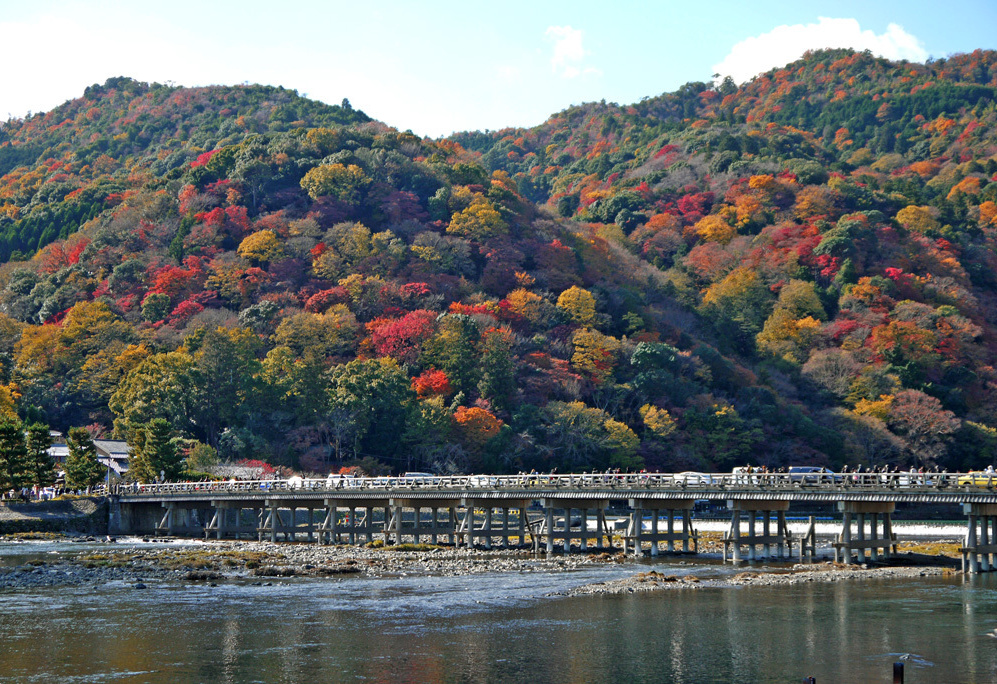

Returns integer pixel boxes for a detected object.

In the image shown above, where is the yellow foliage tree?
[895,205,940,234]
[447,197,508,240]
[853,395,895,421]
[640,404,676,439]
[571,328,620,384]
[505,288,546,324]
[300,163,371,203]
[556,286,597,326]
[694,214,737,244]
[237,230,284,264]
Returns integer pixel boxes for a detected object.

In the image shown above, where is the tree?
[109,350,199,443]
[300,163,371,203]
[0,419,27,492]
[64,427,103,490]
[24,422,54,487]
[421,314,481,394]
[327,357,413,461]
[237,230,284,265]
[887,389,960,467]
[571,328,620,384]
[447,197,508,240]
[700,267,772,353]
[477,328,516,413]
[532,401,641,471]
[129,418,185,483]
[556,286,598,326]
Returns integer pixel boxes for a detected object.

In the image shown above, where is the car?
[467,475,498,487]
[958,471,997,486]
[673,472,714,486]
[788,466,841,484]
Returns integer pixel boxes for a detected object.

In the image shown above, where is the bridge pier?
[626,499,696,556]
[461,499,530,548]
[834,502,897,564]
[539,499,608,553]
[962,504,997,574]
[723,500,790,563]
[388,499,460,545]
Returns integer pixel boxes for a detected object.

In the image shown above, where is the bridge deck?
[110,472,997,506]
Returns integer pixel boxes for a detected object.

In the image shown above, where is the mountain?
[0,52,995,479]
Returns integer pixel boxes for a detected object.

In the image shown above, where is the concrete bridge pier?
[723,500,790,563]
[626,499,696,556]
[834,501,897,564]
[962,504,997,574]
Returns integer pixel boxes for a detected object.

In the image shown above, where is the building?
[47,432,131,479]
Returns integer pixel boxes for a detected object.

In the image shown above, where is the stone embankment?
[0,498,107,535]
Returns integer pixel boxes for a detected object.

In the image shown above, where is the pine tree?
[24,422,54,487]
[64,427,104,491]
[128,419,184,483]
[0,419,27,493]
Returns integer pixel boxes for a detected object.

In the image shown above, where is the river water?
[1,543,996,683]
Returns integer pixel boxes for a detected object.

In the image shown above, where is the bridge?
[108,471,997,573]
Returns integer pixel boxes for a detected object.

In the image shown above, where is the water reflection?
[1,555,997,683]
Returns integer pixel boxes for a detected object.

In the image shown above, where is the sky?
[2,0,997,138]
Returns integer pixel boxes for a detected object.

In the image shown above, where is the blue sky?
[2,0,997,137]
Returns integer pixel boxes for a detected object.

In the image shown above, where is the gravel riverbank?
[0,537,620,590]
[0,534,963,593]
[558,562,956,597]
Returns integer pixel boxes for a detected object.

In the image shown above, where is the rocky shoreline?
[557,562,956,597]
[0,534,965,593]
[0,537,618,590]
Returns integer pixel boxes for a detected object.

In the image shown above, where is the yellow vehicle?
[958,472,997,486]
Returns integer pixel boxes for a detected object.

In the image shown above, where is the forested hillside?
[1,49,996,480]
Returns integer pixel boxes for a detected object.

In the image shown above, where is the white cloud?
[545,25,599,79]
[713,17,928,85]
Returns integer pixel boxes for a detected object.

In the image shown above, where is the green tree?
[24,422,54,486]
[477,328,516,413]
[0,419,27,492]
[110,350,199,444]
[327,357,413,461]
[129,418,185,483]
[421,314,481,394]
[64,427,103,490]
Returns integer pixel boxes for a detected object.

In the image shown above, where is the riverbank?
[559,562,957,597]
[0,534,965,592]
[0,498,107,535]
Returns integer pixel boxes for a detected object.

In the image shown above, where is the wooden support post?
[270,506,279,543]
[731,509,742,562]
[649,511,658,557]
[545,507,554,554]
[449,507,457,545]
[682,509,691,553]
[747,513,756,561]
[519,507,527,547]
[982,516,991,572]
[841,511,852,564]
[667,510,675,553]
[762,511,771,559]
[484,507,493,550]
[632,506,643,557]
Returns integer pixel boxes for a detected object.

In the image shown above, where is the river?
[0,542,995,683]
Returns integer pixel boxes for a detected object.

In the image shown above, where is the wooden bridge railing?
[108,471,997,498]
